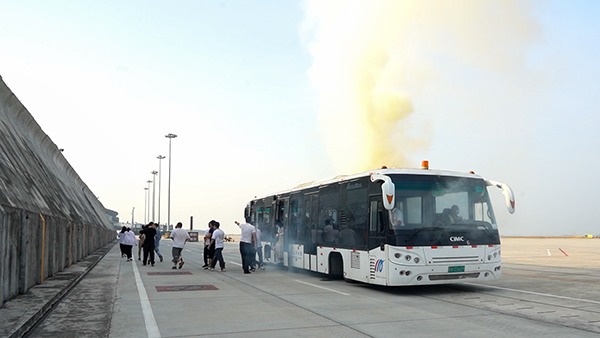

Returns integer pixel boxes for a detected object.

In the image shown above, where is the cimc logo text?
[375,259,384,272]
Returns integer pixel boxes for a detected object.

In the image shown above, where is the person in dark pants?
[238,217,257,274]
[118,226,128,257]
[209,221,226,271]
[203,221,216,269]
[140,222,157,266]
[255,225,264,269]
[153,223,164,262]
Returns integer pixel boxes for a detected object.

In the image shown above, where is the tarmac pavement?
[1,237,600,338]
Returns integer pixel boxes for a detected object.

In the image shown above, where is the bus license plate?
[448,266,465,273]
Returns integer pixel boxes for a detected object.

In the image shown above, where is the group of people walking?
[202,220,226,271]
[118,218,264,274]
[202,217,264,273]
[118,221,189,268]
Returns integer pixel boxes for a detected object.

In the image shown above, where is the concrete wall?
[0,76,115,304]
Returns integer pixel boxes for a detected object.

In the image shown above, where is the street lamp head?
[147,180,152,184]
[165,133,177,139]
[144,187,149,190]
[157,155,165,160]
[151,170,158,175]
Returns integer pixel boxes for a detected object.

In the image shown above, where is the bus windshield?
[388,175,500,246]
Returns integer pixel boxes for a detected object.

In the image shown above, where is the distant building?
[105,209,119,228]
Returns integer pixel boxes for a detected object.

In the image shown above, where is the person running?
[169,222,190,269]
[203,221,216,269]
[209,221,226,271]
[121,227,136,261]
[153,223,164,262]
[140,222,157,266]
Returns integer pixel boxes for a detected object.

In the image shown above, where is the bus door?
[273,197,289,266]
[304,193,319,271]
[369,195,388,283]
[369,195,387,249]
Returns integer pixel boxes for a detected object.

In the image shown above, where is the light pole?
[165,133,177,229]
[144,187,149,224]
[157,155,165,226]
[151,170,158,222]
[131,207,135,227]
[146,180,152,223]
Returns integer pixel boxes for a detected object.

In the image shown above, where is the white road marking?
[547,249,552,256]
[468,283,600,305]
[295,280,350,296]
[132,260,161,338]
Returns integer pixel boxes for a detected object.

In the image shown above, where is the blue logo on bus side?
[375,259,384,272]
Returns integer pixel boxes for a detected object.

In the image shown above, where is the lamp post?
[144,187,149,224]
[157,155,165,226]
[131,207,135,227]
[165,133,177,230]
[151,170,158,222]
[146,180,152,223]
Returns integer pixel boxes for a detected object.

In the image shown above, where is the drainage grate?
[147,271,193,276]
[155,285,218,292]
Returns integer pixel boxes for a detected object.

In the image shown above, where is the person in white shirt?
[322,219,339,245]
[169,222,191,270]
[209,221,226,271]
[118,226,128,258]
[238,217,257,274]
[119,227,137,261]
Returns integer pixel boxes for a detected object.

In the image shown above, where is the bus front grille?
[430,256,480,264]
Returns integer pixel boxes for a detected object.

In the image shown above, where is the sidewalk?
[0,240,116,338]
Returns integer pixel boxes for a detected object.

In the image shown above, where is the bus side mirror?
[371,174,395,210]
[487,180,515,214]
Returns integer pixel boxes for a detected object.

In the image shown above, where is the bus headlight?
[414,257,420,264]
[405,255,412,261]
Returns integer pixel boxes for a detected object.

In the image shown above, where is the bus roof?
[252,166,486,201]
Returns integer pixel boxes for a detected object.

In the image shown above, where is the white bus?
[246,162,515,286]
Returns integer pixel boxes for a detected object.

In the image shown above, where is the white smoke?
[303,0,540,174]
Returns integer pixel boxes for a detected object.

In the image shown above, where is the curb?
[1,240,117,338]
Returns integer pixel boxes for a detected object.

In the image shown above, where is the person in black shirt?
[203,221,216,269]
[140,222,157,266]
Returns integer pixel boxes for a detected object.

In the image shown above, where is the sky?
[1,0,599,237]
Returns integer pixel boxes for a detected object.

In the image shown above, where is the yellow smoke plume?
[304,0,539,174]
